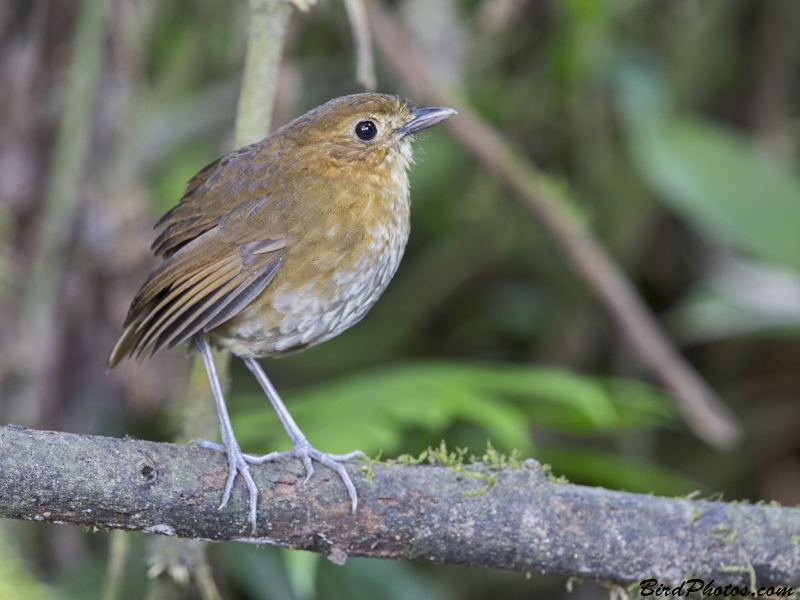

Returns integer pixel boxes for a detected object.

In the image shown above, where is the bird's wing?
[108,151,288,367]
[150,144,277,258]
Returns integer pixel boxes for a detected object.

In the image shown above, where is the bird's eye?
[355,120,377,141]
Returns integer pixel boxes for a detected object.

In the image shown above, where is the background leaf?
[232,361,678,458]
[537,447,702,496]
[619,64,800,273]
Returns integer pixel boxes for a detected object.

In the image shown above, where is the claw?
[192,439,225,451]
[195,437,259,535]
[220,466,236,509]
[300,454,315,483]
[241,357,365,513]
[203,440,364,512]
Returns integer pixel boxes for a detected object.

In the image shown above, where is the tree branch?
[235,0,293,147]
[2,426,798,586]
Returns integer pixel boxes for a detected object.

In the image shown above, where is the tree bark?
[1,426,798,587]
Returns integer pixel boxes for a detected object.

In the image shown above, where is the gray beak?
[399,107,457,136]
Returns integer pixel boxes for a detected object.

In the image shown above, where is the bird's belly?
[210,220,408,358]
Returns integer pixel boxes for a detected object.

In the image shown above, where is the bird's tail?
[107,321,143,369]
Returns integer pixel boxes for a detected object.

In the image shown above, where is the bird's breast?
[211,179,410,357]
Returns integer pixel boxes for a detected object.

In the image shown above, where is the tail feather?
[107,320,146,368]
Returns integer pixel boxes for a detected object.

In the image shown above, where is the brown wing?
[150,144,273,258]
[108,146,288,367]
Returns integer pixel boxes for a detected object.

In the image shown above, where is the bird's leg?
[243,357,365,511]
[199,357,364,512]
[192,334,259,534]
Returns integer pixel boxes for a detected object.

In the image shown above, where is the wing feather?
[145,272,250,357]
[151,217,217,257]
[135,253,241,333]
[134,256,243,356]
[107,141,288,368]
[203,260,281,333]
[159,254,281,353]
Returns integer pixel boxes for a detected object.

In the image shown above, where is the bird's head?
[274,93,456,172]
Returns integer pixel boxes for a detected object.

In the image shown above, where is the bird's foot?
[195,439,364,512]
[193,438,259,535]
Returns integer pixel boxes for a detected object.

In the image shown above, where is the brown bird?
[108,93,456,533]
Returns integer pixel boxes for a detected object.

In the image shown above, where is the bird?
[108,93,456,534]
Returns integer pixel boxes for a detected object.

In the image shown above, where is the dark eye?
[355,120,377,141]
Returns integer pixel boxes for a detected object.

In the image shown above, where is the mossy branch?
[1,426,798,587]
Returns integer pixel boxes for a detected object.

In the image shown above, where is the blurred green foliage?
[0,525,62,600]
[231,361,679,456]
[620,64,800,273]
[151,140,221,215]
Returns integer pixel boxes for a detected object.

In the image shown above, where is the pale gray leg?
[193,334,259,534]
[198,357,364,512]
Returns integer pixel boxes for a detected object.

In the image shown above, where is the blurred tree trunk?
[13,0,108,428]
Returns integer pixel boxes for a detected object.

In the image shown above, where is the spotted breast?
[209,144,413,358]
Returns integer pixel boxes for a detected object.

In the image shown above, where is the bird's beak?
[398,107,458,136]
